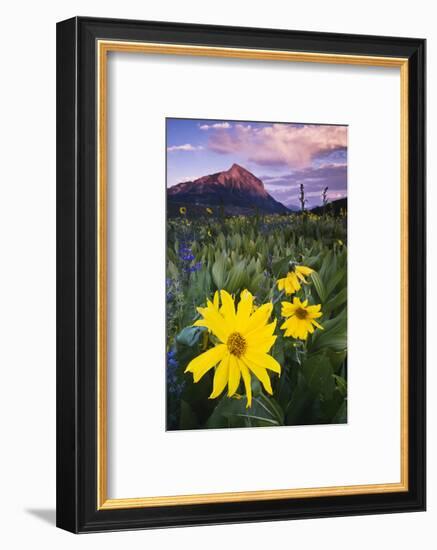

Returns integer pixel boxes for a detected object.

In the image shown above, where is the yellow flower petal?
[296,265,313,276]
[227,354,241,397]
[245,319,277,344]
[239,360,252,408]
[194,306,229,343]
[281,316,297,335]
[308,311,322,319]
[244,359,272,395]
[245,351,281,374]
[296,271,307,283]
[236,290,254,332]
[252,335,277,353]
[281,301,296,318]
[277,278,285,292]
[244,303,273,333]
[209,354,230,399]
[185,344,227,382]
[213,291,220,310]
[277,271,301,295]
[220,290,236,327]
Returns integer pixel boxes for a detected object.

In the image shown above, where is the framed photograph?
[165,117,348,431]
[57,17,426,533]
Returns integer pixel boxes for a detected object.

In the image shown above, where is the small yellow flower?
[277,264,314,295]
[185,289,281,407]
[206,207,213,215]
[280,297,323,340]
[179,206,187,215]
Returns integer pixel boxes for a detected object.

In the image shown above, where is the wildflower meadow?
[166,209,347,430]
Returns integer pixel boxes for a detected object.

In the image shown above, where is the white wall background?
[0,1,433,548]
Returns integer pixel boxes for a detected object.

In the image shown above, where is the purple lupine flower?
[166,348,185,397]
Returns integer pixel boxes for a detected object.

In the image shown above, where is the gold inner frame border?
[96,40,409,510]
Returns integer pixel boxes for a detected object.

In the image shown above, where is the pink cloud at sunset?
[208,123,347,169]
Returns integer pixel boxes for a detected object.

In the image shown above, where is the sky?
[166,118,347,208]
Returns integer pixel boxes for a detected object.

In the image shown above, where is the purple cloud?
[263,163,347,206]
[208,123,347,169]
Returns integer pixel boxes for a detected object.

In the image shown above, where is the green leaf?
[325,287,347,314]
[325,266,346,296]
[176,326,204,348]
[325,251,338,282]
[179,400,199,430]
[167,260,178,279]
[206,393,284,428]
[271,254,294,278]
[205,398,245,428]
[225,261,247,293]
[318,250,332,282]
[247,272,265,294]
[211,254,227,289]
[332,401,347,423]
[302,354,335,400]
[310,271,326,303]
[310,310,347,353]
[333,374,347,397]
[256,393,284,424]
[327,349,347,371]
[285,374,313,424]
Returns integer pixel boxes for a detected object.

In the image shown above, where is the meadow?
[166,209,347,430]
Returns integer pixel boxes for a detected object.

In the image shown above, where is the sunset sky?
[166,118,347,208]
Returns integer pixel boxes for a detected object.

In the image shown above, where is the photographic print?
[166,118,347,430]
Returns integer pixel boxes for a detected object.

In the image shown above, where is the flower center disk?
[227,332,247,357]
[295,307,308,320]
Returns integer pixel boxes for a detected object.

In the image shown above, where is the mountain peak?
[228,162,246,173]
[216,163,267,195]
[225,163,254,178]
[167,164,289,215]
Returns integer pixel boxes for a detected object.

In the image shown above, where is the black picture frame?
[57,16,426,533]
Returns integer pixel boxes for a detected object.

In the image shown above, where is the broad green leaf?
[311,310,347,353]
[247,272,265,294]
[256,393,284,424]
[225,261,247,293]
[206,392,284,428]
[311,271,326,303]
[176,326,204,347]
[302,354,335,400]
[333,374,347,397]
[211,254,227,289]
[325,287,347,314]
[325,266,346,296]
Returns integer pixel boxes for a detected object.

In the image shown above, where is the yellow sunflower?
[185,289,281,407]
[179,206,187,215]
[280,297,323,340]
[206,207,213,214]
[277,264,314,295]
